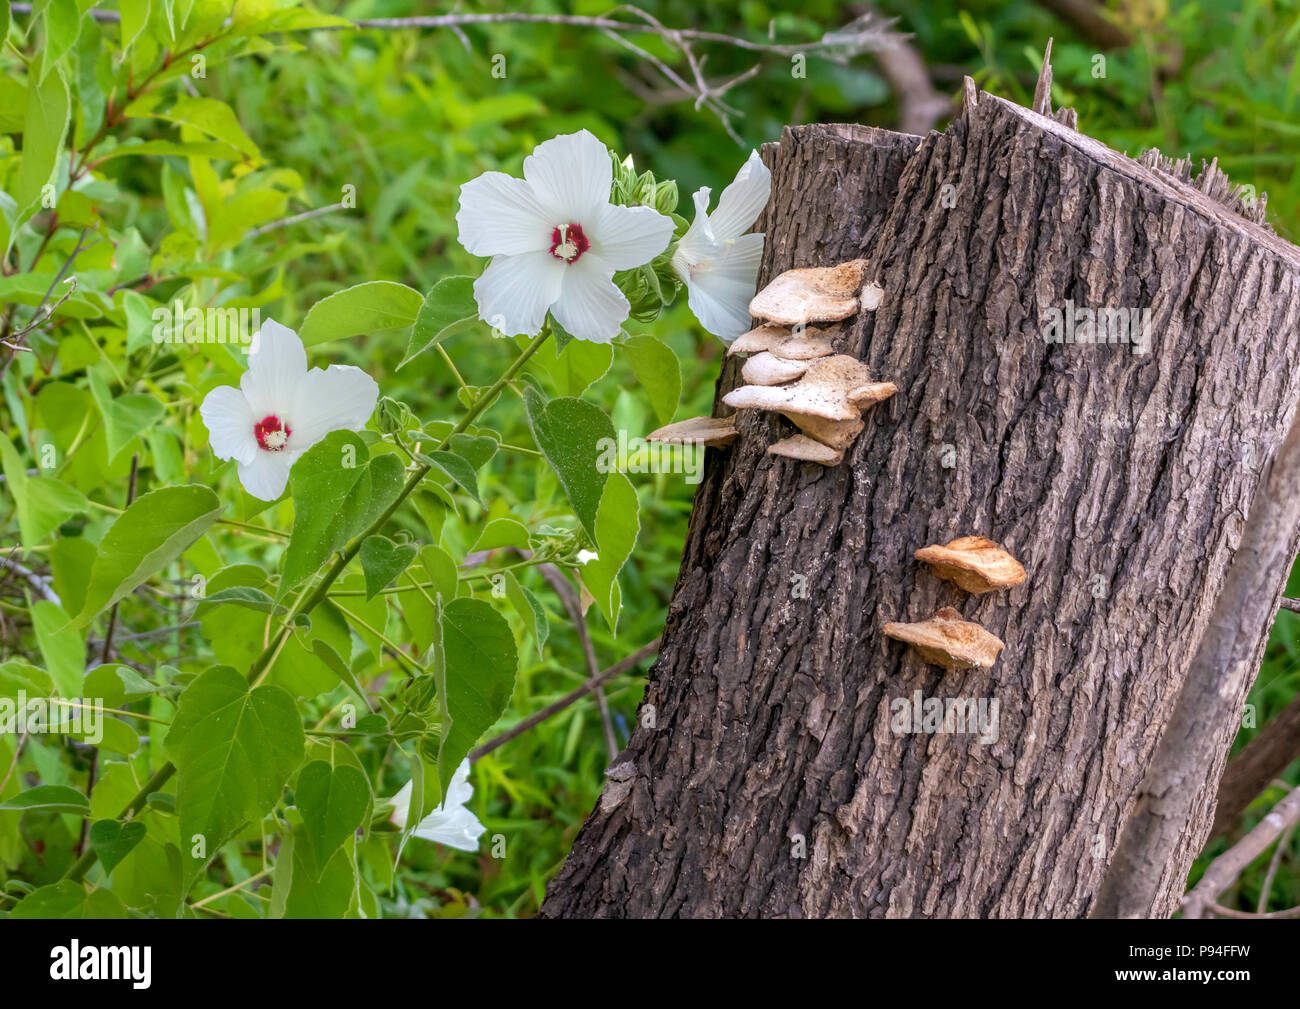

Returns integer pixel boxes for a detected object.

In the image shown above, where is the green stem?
[62,325,552,883]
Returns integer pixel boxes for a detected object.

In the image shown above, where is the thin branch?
[8,3,897,58]
[245,202,347,239]
[470,638,660,762]
[0,554,60,606]
[1211,690,1300,840]
[79,453,140,860]
[539,564,619,761]
[1182,785,1300,919]
[1093,413,1300,918]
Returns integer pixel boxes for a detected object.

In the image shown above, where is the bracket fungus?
[723,355,897,466]
[768,434,843,466]
[741,352,812,386]
[645,415,739,447]
[748,258,870,326]
[914,536,1027,594]
[882,606,1005,671]
[726,323,836,360]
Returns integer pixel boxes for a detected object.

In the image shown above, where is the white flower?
[672,150,771,342]
[576,549,600,565]
[389,759,486,852]
[457,130,674,343]
[198,319,379,501]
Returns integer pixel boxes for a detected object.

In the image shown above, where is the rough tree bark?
[542,83,1300,918]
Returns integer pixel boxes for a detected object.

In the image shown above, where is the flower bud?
[652,179,679,215]
[375,395,413,434]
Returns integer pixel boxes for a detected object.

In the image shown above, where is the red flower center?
[549,223,589,263]
[254,414,291,451]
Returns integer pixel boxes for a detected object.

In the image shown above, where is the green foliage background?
[2,0,1298,917]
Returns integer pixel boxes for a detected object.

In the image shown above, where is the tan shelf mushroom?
[645,416,739,447]
[727,323,835,360]
[883,606,1005,670]
[741,352,812,386]
[723,355,897,422]
[914,536,1026,594]
[768,434,842,465]
[723,355,897,467]
[749,259,870,326]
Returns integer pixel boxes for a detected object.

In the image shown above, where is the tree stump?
[541,82,1300,918]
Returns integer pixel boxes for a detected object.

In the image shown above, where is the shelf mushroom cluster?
[883,536,1026,671]
[645,258,894,467]
[723,259,894,466]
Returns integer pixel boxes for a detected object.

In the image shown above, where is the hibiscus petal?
[473,251,565,336]
[240,319,307,418]
[685,232,765,341]
[590,203,674,271]
[674,186,719,266]
[237,451,292,502]
[413,805,486,851]
[706,150,772,242]
[522,130,612,223]
[290,364,380,449]
[199,385,258,467]
[456,171,554,257]
[550,253,629,343]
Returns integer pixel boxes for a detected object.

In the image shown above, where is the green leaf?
[10,880,127,919]
[280,433,395,598]
[470,517,530,553]
[0,785,89,815]
[31,600,83,698]
[623,334,681,426]
[0,437,86,546]
[88,819,147,875]
[438,597,517,792]
[299,281,423,348]
[400,276,477,368]
[420,450,482,506]
[16,64,69,221]
[120,0,152,51]
[124,93,261,160]
[164,666,305,890]
[283,838,355,918]
[523,388,614,541]
[72,486,222,628]
[581,472,640,631]
[504,571,549,653]
[447,432,497,471]
[309,638,368,706]
[295,761,370,878]
[40,0,81,82]
[82,664,156,707]
[358,535,417,600]
[88,369,166,462]
[536,337,613,397]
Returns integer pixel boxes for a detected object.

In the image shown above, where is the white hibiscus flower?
[457,130,674,343]
[198,319,379,501]
[671,150,772,342]
[389,759,486,852]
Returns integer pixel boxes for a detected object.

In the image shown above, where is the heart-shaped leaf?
[89,819,147,875]
[523,388,614,541]
[295,761,371,879]
[359,535,417,600]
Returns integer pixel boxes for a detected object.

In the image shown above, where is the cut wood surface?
[542,86,1300,917]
